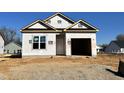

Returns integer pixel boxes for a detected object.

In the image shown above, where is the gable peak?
[44,12,75,23]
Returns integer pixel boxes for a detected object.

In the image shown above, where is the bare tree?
[14,36,22,45]
[116,34,124,41]
[0,27,21,45]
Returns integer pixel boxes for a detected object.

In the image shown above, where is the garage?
[71,38,91,56]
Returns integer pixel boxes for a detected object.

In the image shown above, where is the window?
[7,50,9,53]
[57,20,62,24]
[40,36,46,49]
[14,50,16,54]
[17,50,21,54]
[33,36,39,49]
[33,36,46,49]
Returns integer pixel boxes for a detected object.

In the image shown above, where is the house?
[0,32,4,54]
[21,12,99,57]
[105,41,124,53]
[4,42,22,54]
[96,45,103,53]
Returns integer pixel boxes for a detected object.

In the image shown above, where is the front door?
[56,34,65,55]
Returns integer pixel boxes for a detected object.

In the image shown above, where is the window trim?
[57,20,62,24]
[40,36,46,49]
[33,36,39,49]
[32,36,46,50]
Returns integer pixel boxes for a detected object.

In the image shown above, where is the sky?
[0,12,124,45]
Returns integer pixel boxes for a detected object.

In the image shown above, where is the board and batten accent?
[45,15,73,29]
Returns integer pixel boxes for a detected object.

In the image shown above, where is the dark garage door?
[71,38,91,56]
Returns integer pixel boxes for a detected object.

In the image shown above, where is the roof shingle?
[113,41,124,48]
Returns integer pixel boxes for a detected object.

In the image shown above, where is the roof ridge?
[112,40,124,48]
[5,42,21,47]
[43,12,75,23]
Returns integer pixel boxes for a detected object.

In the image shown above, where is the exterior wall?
[46,15,73,28]
[72,24,87,29]
[105,42,121,53]
[65,33,97,57]
[22,33,56,56]
[4,42,22,54]
[121,48,124,53]
[0,35,4,54]
[96,45,103,53]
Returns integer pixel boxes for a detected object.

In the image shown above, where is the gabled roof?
[112,41,124,48]
[44,12,75,24]
[64,19,99,31]
[5,42,22,48]
[96,45,103,49]
[21,20,57,32]
[21,13,99,33]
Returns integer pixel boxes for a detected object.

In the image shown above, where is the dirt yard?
[0,54,124,80]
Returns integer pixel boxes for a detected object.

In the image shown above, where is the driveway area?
[0,54,124,80]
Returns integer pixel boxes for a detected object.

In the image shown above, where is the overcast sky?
[0,12,123,45]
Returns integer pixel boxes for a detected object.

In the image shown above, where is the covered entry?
[71,38,91,56]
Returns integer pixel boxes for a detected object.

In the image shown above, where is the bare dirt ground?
[0,54,124,80]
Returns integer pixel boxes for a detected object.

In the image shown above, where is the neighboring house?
[96,45,103,53]
[105,41,124,53]
[4,42,22,54]
[0,32,4,54]
[21,12,99,57]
